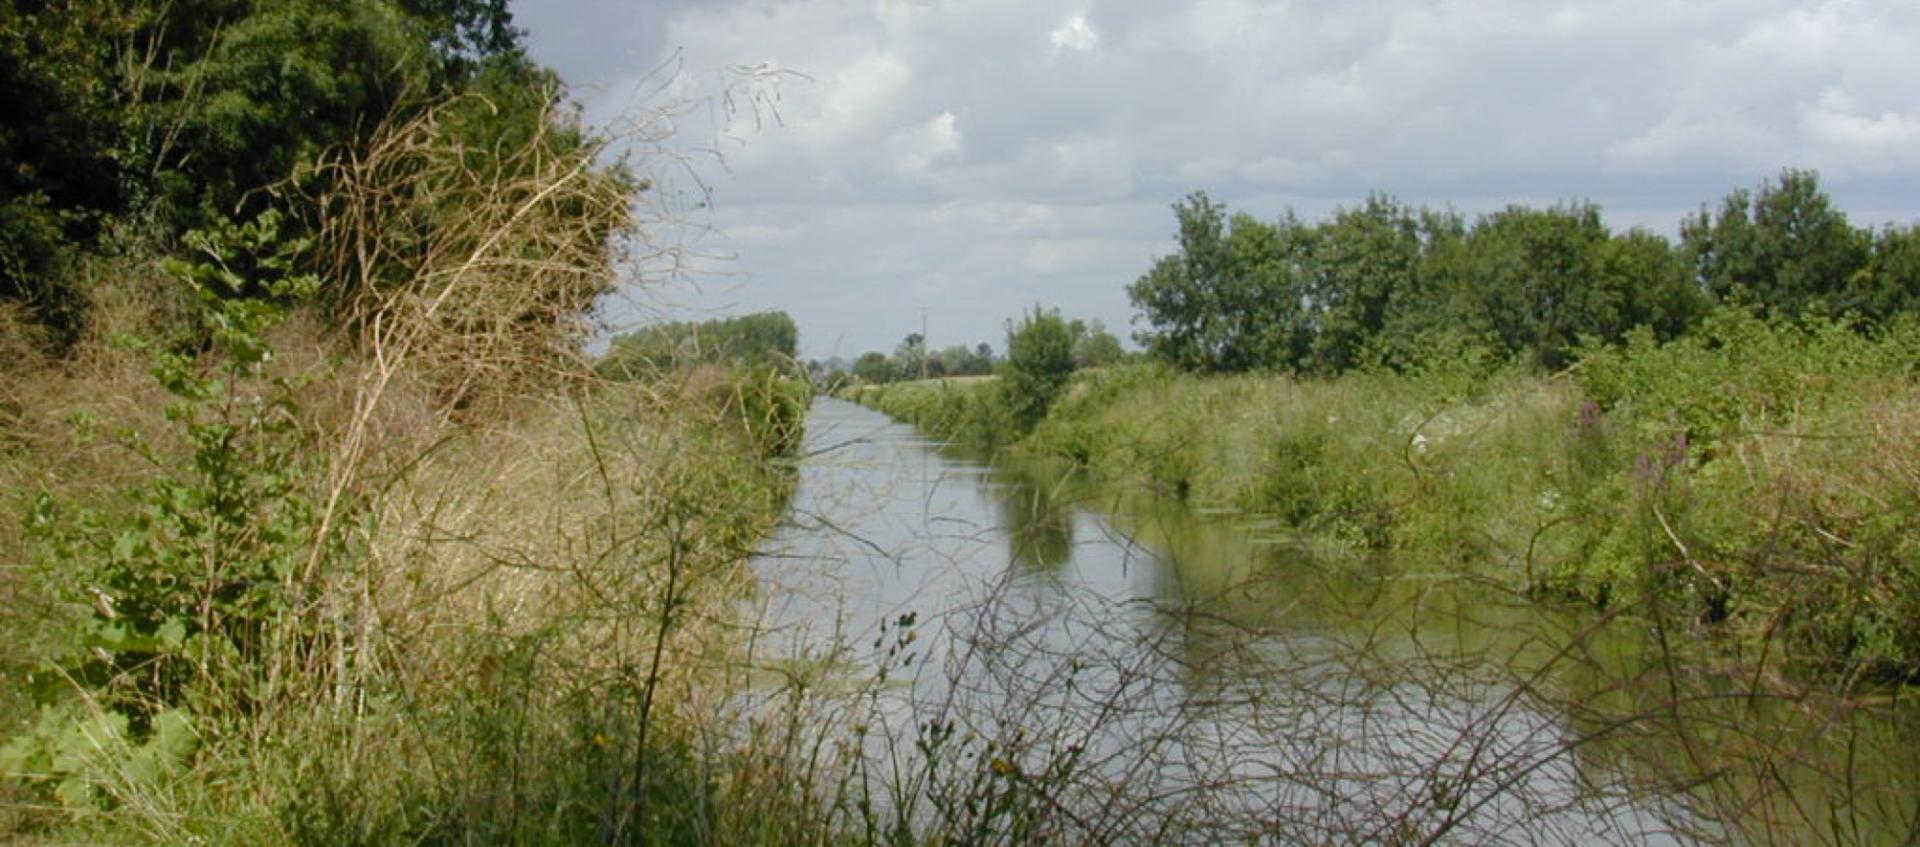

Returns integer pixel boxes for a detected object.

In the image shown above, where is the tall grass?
[1003,312,1920,681]
[0,94,830,845]
[841,376,1016,450]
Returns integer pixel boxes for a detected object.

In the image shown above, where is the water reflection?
[989,462,1075,574]
[751,399,1920,845]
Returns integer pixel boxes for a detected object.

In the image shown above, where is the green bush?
[1001,307,1075,431]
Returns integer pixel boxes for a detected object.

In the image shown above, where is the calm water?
[745,398,1918,845]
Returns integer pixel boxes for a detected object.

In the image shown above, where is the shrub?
[1001,307,1075,431]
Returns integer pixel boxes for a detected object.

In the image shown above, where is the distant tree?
[1127,193,1227,370]
[895,332,927,380]
[932,344,988,377]
[852,351,892,384]
[1681,169,1868,319]
[1071,318,1124,368]
[1596,228,1703,343]
[601,311,799,377]
[1002,306,1075,429]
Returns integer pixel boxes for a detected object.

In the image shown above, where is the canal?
[744,398,1917,845]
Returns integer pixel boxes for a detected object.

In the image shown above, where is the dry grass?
[0,73,826,842]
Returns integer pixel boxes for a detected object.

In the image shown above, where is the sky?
[511,0,1920,362]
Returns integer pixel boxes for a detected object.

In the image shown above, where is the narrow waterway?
[746,398,1918,845]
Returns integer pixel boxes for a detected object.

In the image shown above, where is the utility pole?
[920,307,929,381]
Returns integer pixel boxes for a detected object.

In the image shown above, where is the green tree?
[1070,318,1124,368]
[1127,193,1311,372]
[852,350,892,384]
[1681,169,1868,318]
[1001,307,1075,429]
[1303,194,1423,374]
[894,332,927,380]
[1596,227,1702,342]
[1126,193,1227,370]
[601,311,799,377]
[1452,204,1620,369]
[0,0,568,344]
[1847,223,1920,322]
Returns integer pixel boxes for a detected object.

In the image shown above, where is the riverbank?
[846,310,1920,681]
[0,305,819,842]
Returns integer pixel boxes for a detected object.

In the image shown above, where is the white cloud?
[516,0,1920,358]
[1023,237,1146,274]
[890,111,964,174]
[1808,108,1920,149]
[1049,14,1099,51]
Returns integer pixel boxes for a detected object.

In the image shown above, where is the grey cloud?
[515,0,1920,359]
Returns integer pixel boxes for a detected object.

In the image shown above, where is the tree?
[852,351,892,384]
[600,311,799,377]
[1303,195,1422,374]
[1596,228,1702,343]
[1127,193,1310,372]
[0,0,574,346]
[1451,204,1623,369]
[894,332,927,380]
[1002,307,1075,429]
[1681,169,1868,319]
[1851,224,1920,322]
[1127,193,1227,370]
[1070,318,1124,369]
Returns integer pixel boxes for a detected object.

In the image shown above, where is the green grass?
[851,312,1920,681]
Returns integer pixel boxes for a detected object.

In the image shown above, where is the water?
[745,399,1920,845]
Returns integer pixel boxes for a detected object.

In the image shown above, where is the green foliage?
[851,350,893,385]
[0,704,198,811]
[1575,307,1920,447]
[1303,194,1428,373]
[602,311,800,377]
[1005,318,1920,678]
[1128,172,1914,379]
[0,0,135,341]
[1067,318,1124,369]
[727,365,813,458]
[20,211,320,741]
[1446,203,1694,370]
[0,261,317,825]
[843,339,996,387]
[0,0,574,344]
[1851,222,1920,322]
[1001,307,1075,431]
[849,377,1018,450]
[1681,168,1868,320]
[1126,193,1314,372]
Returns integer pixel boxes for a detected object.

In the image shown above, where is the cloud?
[890,111,963,174]
[1049,14,1098,51]
[514,0,1920,358]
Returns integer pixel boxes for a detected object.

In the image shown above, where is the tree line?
[1129,170,1920,374]
[600,310,800,377]
[840,317,1124,386]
